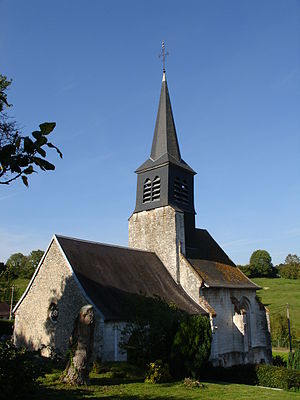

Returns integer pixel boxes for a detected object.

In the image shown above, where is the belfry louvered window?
[143,177,161,203]
[174,177,189,205]
[143,179,152,203]
[152,176,160,201]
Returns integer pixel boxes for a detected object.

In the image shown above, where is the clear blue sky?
[1,0,299,265]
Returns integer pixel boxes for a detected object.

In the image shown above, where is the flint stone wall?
[129,206,185,282]
[13,239,126,362]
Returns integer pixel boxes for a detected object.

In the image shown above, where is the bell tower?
[129,51,197,283]
[133,69,196,217]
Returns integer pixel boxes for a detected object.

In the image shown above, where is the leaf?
[21,175,28,187]
[32,131,42,140]
[32,157,55,171]
[39,122,56,135]
[23,166,35,175]
[23,137,35,153]
[35,147,46,157]
[47,142,63,158]
[35,136,47,147]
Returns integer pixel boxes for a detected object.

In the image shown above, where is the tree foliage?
[277,254,300,279]
[249,249,274,277]
[0,74,62,186]
[172,315,212,377]
[5,250,43,279]
[120,296,186,368]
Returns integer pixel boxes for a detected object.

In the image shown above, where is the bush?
[201,363,300,390]
[120,296,186,368]
[0,320,13,336]
[144,360,171,383]
[0,341,46,399]
[172,315,212,378]
[272,354,286,367]
[183,377,206,388]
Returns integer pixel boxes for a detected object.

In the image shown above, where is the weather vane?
[159,41,169,72]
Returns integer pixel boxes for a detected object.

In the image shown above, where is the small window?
[152,176,160,201]
[49,302,59,323]
[143,179,152,203]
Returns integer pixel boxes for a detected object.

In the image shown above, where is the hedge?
[201,364,300,390]
[0,320,13,336]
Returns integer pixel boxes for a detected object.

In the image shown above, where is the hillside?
[252,277,300,337]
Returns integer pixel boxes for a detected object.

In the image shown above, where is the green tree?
[24,250,44,278]
[278,254,300,279]
[172,315,212,377]
[249,249,273,277]
[237,264,252,277]
[285,254,300,266]
[0,74,62,186]
[6,252,27,279]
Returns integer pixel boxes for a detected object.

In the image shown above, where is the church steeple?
[133,67,196,215]
[150,71,181,162]
[136,71,195,174]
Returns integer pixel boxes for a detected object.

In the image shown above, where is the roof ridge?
[54,234,156,255]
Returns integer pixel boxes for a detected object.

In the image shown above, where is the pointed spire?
[150,71,181,162]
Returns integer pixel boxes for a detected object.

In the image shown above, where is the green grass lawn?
[252,277,300,337]
[35,371,300,400]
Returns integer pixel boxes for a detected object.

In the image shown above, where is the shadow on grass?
[33,379,191,400]
[34,384,184,400]
[90,376,144,386]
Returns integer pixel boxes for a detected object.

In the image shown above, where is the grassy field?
[34,370,300,400]
[252,277,300,337]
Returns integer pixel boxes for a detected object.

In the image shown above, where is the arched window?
[143,179,152,203]
[174,177,189,205]
[152,176,160,201]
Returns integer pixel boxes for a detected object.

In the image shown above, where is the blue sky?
[0,0,299,265]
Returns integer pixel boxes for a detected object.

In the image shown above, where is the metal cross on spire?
[159,41,169,72]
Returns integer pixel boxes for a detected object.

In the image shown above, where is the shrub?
[272,354,286,367]
[0,320,13,336]
[0,341,46,399]
[172,315,212,377]
[201,363,300,390]
[144,360,171,384]
[183,377,206,388]
[120,296,186,367]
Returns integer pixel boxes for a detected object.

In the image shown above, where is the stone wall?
[13,238,129,362]
[129,206,185,282]
[129,207,272,367]
[13,239,92,356]
[203,287,272,366]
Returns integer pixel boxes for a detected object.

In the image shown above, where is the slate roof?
[185,229,258,289]
[136,72,195,174]
[56,235,206,320]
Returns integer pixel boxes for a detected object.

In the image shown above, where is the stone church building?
[13,69,272,366]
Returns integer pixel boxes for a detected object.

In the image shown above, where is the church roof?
[56,235,206,320]
[185,229,258,289]
[136,72,195,174]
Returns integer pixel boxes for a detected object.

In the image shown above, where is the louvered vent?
[174,177,189,205]
[152,176,160,201]
[143,179,152,203]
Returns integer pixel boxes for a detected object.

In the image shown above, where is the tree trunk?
[63,305,95,385]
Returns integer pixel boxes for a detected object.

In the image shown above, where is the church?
[13,66,272,367]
